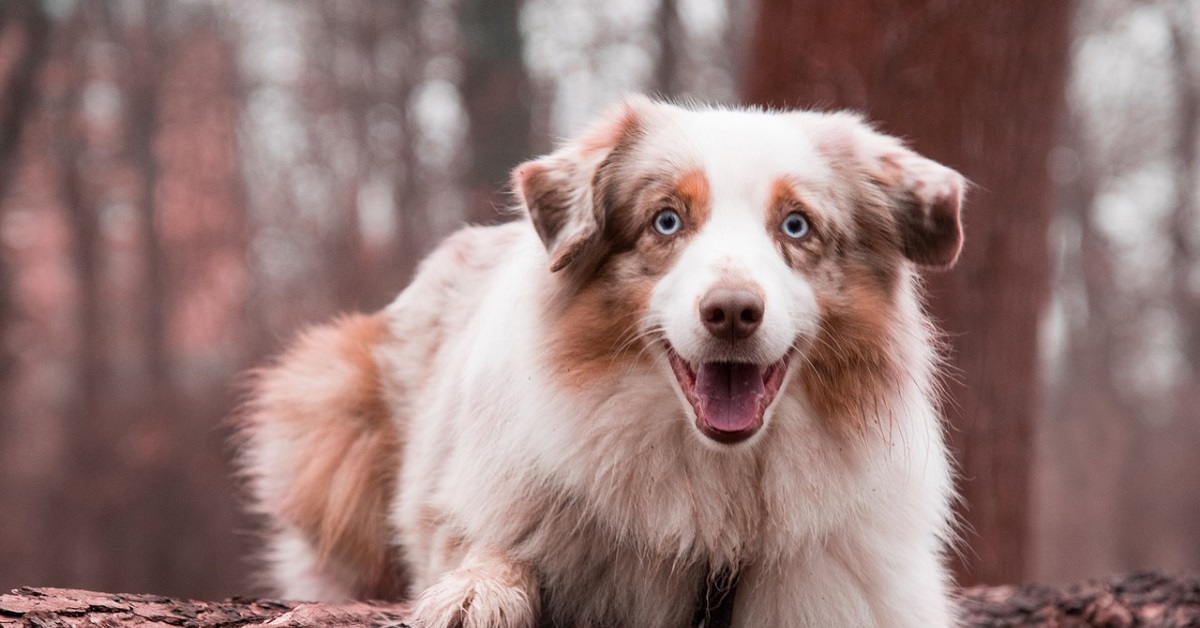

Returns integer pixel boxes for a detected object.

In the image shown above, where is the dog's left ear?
[874,146,966,269]
[513,96,650,273]
[813,115,966,269]
[512,159,598,273]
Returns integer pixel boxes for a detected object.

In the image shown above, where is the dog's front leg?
[729,552,875,627]
[729,544,955,628]
[408,546,540,628]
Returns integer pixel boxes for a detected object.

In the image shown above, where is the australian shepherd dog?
[236,95,965,627]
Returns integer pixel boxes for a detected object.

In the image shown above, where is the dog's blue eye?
[653,209,683,235]
[781,212,810,239]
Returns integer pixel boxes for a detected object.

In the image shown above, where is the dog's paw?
[408,565,538,628]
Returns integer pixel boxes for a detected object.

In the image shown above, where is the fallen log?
[958,571,1200,627]
[1,571,1197,627]
[0,587,409,627]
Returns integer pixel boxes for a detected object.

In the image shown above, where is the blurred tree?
[654,0,681,97]
[1168,0,1200,381]
[128,0,169,437]
[0,0,257,597]
[459,0,531,224]
[53,0,106,587]
[743,0,1074,585]
[1042,103,1134,581]
[0,0,51,593]
[311,2,403,309]
[1033,0,1200,583]
[0,0,48,199]
[1119,0,1200,573]
[0,0,49,482]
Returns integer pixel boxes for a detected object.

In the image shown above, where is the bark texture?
[2,572,1198,627]
[0,588,409,627]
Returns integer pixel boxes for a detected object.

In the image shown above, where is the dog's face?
[516,97,963,446]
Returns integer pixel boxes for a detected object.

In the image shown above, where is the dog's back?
[238,224,524,602]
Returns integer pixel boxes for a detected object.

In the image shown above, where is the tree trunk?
[0,0,49,199]
[0,0,51,471]
[654,0,681,98]
[458,0,531,225]
[128,1,171,410]
[1168,0,1200,371]
[0,0,51,599]
[742,0,1074,585]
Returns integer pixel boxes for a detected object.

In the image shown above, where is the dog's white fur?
[237,96,965,627]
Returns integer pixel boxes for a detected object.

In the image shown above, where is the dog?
[236,95,965,627]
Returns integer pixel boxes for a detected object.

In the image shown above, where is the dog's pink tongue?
[694,363,765,433]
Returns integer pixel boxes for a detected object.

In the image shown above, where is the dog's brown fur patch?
[547,255,656,389]
[672,168,712,228]
[767,177,825,271]
[763,176,909,438]
[800,274,901,437]
[245,312,406,599]
[548,167,714,388]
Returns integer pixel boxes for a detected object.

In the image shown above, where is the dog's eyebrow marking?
[767,177,814,221]
[765,177,827,270]
[672,168,711,228]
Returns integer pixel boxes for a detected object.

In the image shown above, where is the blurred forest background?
[0,0,1197,601]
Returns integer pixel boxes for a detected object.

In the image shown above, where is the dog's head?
[514,97,964,446]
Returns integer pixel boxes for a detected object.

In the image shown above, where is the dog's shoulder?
[376,220,538,388]
[236,221,536,601]
[386,221,533,326]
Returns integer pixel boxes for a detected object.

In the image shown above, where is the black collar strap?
[692,566,738,628]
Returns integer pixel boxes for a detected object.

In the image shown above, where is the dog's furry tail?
[236,312,407,600]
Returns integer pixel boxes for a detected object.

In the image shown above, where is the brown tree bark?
[742,1,1074,585]
[0,0,51,599]
[654,0,681,98]
[0,0,49,200]
[0,588,410,627]
[3,572,1198,627]
[126,0,172,423]
[459,0,531,225]
[1168,0,1200,371]
[0,0,50,495]
[53,3,105,582]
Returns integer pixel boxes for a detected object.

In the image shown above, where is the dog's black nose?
[700,287,764,340]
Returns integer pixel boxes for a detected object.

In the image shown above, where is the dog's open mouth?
[666,346,790,444]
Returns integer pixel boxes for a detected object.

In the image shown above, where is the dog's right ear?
[809,113,966,270]
[513,97,649,273]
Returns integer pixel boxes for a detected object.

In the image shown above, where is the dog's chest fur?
[378,223,932,627]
